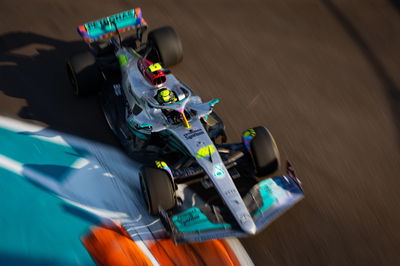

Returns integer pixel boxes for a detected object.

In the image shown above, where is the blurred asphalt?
[1,0,400,265]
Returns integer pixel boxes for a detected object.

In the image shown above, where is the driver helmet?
[156,88,177,105]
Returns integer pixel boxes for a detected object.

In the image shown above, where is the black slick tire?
[139,167,176,215]
[66,52,102,96]
[249,126,280,178]
[147,26,183,68]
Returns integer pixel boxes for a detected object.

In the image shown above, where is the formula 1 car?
[66,8,304,243]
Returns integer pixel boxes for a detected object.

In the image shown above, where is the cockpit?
[145,85,193,128]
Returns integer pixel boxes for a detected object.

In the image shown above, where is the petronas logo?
[213,164,225,179]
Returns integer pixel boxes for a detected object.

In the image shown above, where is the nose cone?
[241,219,257,235]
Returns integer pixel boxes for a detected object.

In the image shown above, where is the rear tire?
[139,167,176,215]
[66,52,102,96]
[248,126,280,178]
[147,26,183,68]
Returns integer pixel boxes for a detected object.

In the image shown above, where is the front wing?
[160,175,304,243]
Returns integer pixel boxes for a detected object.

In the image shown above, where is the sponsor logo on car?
[184,128,204,140]
[196,145,215,158]
[213,163,225,179]
[239,213,252,224]
[174,208,200,226]
[86,10,135,31]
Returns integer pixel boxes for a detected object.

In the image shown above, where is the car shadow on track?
[0,31,117,146]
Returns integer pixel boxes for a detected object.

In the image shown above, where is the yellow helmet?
[157,89,176,104]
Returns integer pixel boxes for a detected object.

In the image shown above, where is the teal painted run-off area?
[0,126,96,265]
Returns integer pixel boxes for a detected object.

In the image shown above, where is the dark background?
[0,0,399,264]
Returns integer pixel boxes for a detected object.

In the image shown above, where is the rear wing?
[77,8,147,43]
[160,175,304,243]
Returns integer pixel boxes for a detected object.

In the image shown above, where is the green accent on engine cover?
[172,207,231,233]
[118,54,128,67]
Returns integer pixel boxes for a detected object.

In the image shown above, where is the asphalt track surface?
[0,0,400,265]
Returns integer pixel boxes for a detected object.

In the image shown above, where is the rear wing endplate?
[77,8,147,43]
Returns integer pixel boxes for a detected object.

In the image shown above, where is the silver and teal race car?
[66,8,304,243]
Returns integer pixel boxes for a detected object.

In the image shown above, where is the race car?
[66,8,304,243]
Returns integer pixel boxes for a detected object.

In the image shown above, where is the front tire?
[246,126,280,178]
[66,52,102,96]
[139,167,176,215]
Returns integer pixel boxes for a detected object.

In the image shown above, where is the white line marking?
[135,240,160,266]
[225,238,254,266]
[0,154,23,175]
[125,219,161,231]
[62,198,130,221]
